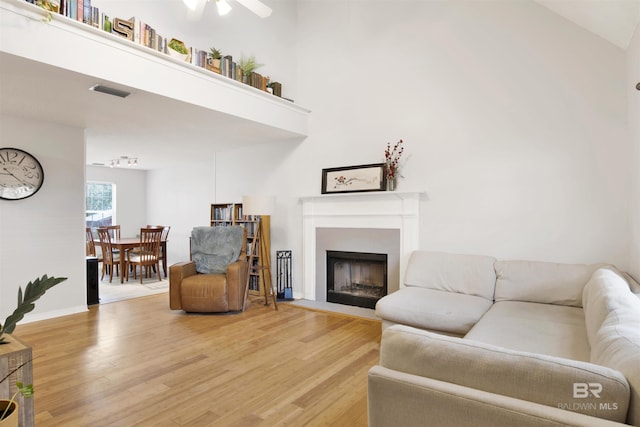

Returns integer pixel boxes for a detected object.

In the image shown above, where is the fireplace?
[301,191,422,302]
[326,251,387,309]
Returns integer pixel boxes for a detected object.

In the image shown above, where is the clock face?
[0,148,45,200]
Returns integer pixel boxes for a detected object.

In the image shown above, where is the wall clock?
[0,148,45,200]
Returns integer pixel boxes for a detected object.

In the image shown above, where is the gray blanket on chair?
[191,226,243,274]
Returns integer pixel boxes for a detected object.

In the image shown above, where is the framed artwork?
[321,163,386,194]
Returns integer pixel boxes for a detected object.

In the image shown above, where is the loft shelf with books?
[0,0,310,138]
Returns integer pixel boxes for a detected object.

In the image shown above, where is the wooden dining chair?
[105,224,121,240]
[86,227,103,262]
[126,227,163,284]
[97,227,120,283]
[86,227,96,257]
[147,225,171,278]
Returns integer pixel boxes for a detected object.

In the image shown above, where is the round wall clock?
[0,148,45,200]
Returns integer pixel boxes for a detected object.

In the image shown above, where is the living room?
[1,0,638,322]
[0,0,638,424]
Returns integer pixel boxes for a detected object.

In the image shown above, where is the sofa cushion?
[586,271,640,427]
[465,301,590,362]
[404,251,497,301]
[380,325,630,423]
[376,287,494,336]
[180,273,229,312]
[494,260,603,307]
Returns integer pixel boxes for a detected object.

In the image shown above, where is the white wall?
[86,165,147,238]
[0,115,87,324]
[145,157,216,268]
[628,25,640,280]
[205,0,633,298]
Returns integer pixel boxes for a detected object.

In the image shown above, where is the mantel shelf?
[0,0,310,137]
[300,191,425,202]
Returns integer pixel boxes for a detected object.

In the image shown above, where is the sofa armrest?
[368,365,627,427]
[380,325,630,423]
[169,261,197,310]
[226,259,248,311]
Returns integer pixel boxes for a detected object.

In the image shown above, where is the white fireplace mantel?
[300,191,423,300]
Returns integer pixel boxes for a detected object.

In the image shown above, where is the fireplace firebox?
[326,250,387,309]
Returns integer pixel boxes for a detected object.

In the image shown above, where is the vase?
[0,400,18,427]
[386,177,397,191]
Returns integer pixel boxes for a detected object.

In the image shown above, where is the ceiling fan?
[183,0,272,19]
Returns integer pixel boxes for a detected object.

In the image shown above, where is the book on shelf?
[23,0,287,96]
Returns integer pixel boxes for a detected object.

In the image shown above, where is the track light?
[216,0,232,15]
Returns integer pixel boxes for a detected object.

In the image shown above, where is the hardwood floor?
[13,294,382,426]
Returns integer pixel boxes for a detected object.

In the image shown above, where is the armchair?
[169,226,248,313]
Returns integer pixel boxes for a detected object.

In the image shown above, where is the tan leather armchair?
[170,226,248,313]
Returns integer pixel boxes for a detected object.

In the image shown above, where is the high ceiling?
[1,0,637,170]
[535,0,640,50]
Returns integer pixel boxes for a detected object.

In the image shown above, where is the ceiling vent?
[89,84,131,98]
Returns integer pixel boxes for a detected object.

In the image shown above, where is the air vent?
[89,84,131,98]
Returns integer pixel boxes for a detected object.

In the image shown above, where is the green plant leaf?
[16,382,34,398]
[1,275,67,335]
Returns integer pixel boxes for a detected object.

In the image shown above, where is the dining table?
[96,237,168,284]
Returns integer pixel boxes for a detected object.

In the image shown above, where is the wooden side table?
[0,334,34,427]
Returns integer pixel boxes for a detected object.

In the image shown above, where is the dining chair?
[126,227,163,284]
[105,224,121,240]
[97,227,120,283]
[86,227,103,261]
[147,225,171,278]
[86,227,96,257]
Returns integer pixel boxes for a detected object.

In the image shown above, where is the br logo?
[573,383,602,398]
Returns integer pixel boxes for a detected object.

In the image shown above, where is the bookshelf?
[210,203,270,295]
[0,0,310,138]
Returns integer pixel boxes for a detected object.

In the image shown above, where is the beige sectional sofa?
[370,251,640,426]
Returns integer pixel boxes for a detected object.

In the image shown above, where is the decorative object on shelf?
[268,81,282,97]
[0,275,67,344]
[35,0,59,13]
[208,47,222,73]
[0,148,45,201]
[237,55,263,84]
[112,17,134,41]
[242,195,278,310]
[321,163,385,194]
[168,38,190,62]
[384,139,404,191]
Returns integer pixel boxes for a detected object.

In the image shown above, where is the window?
[86,182,115,228]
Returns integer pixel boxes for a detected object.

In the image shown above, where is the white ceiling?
[1,0,637,170]
[535,0,640,50]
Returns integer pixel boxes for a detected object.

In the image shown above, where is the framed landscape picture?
[321,163,386,194]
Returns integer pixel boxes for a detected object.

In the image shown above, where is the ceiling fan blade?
[185,0,207,21]
[234,0,272,18]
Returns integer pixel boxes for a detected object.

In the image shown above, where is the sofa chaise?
[370,251,640,426]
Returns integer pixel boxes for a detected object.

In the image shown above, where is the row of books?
[23,0,286,97]
[212,205,234,221]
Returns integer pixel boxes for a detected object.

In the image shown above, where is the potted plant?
[209,47,222,72]
[167,38,190,62]
[0,275,65,426]
[0,381,33,427]
[0,275,67,344]
[237,55,263,84]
